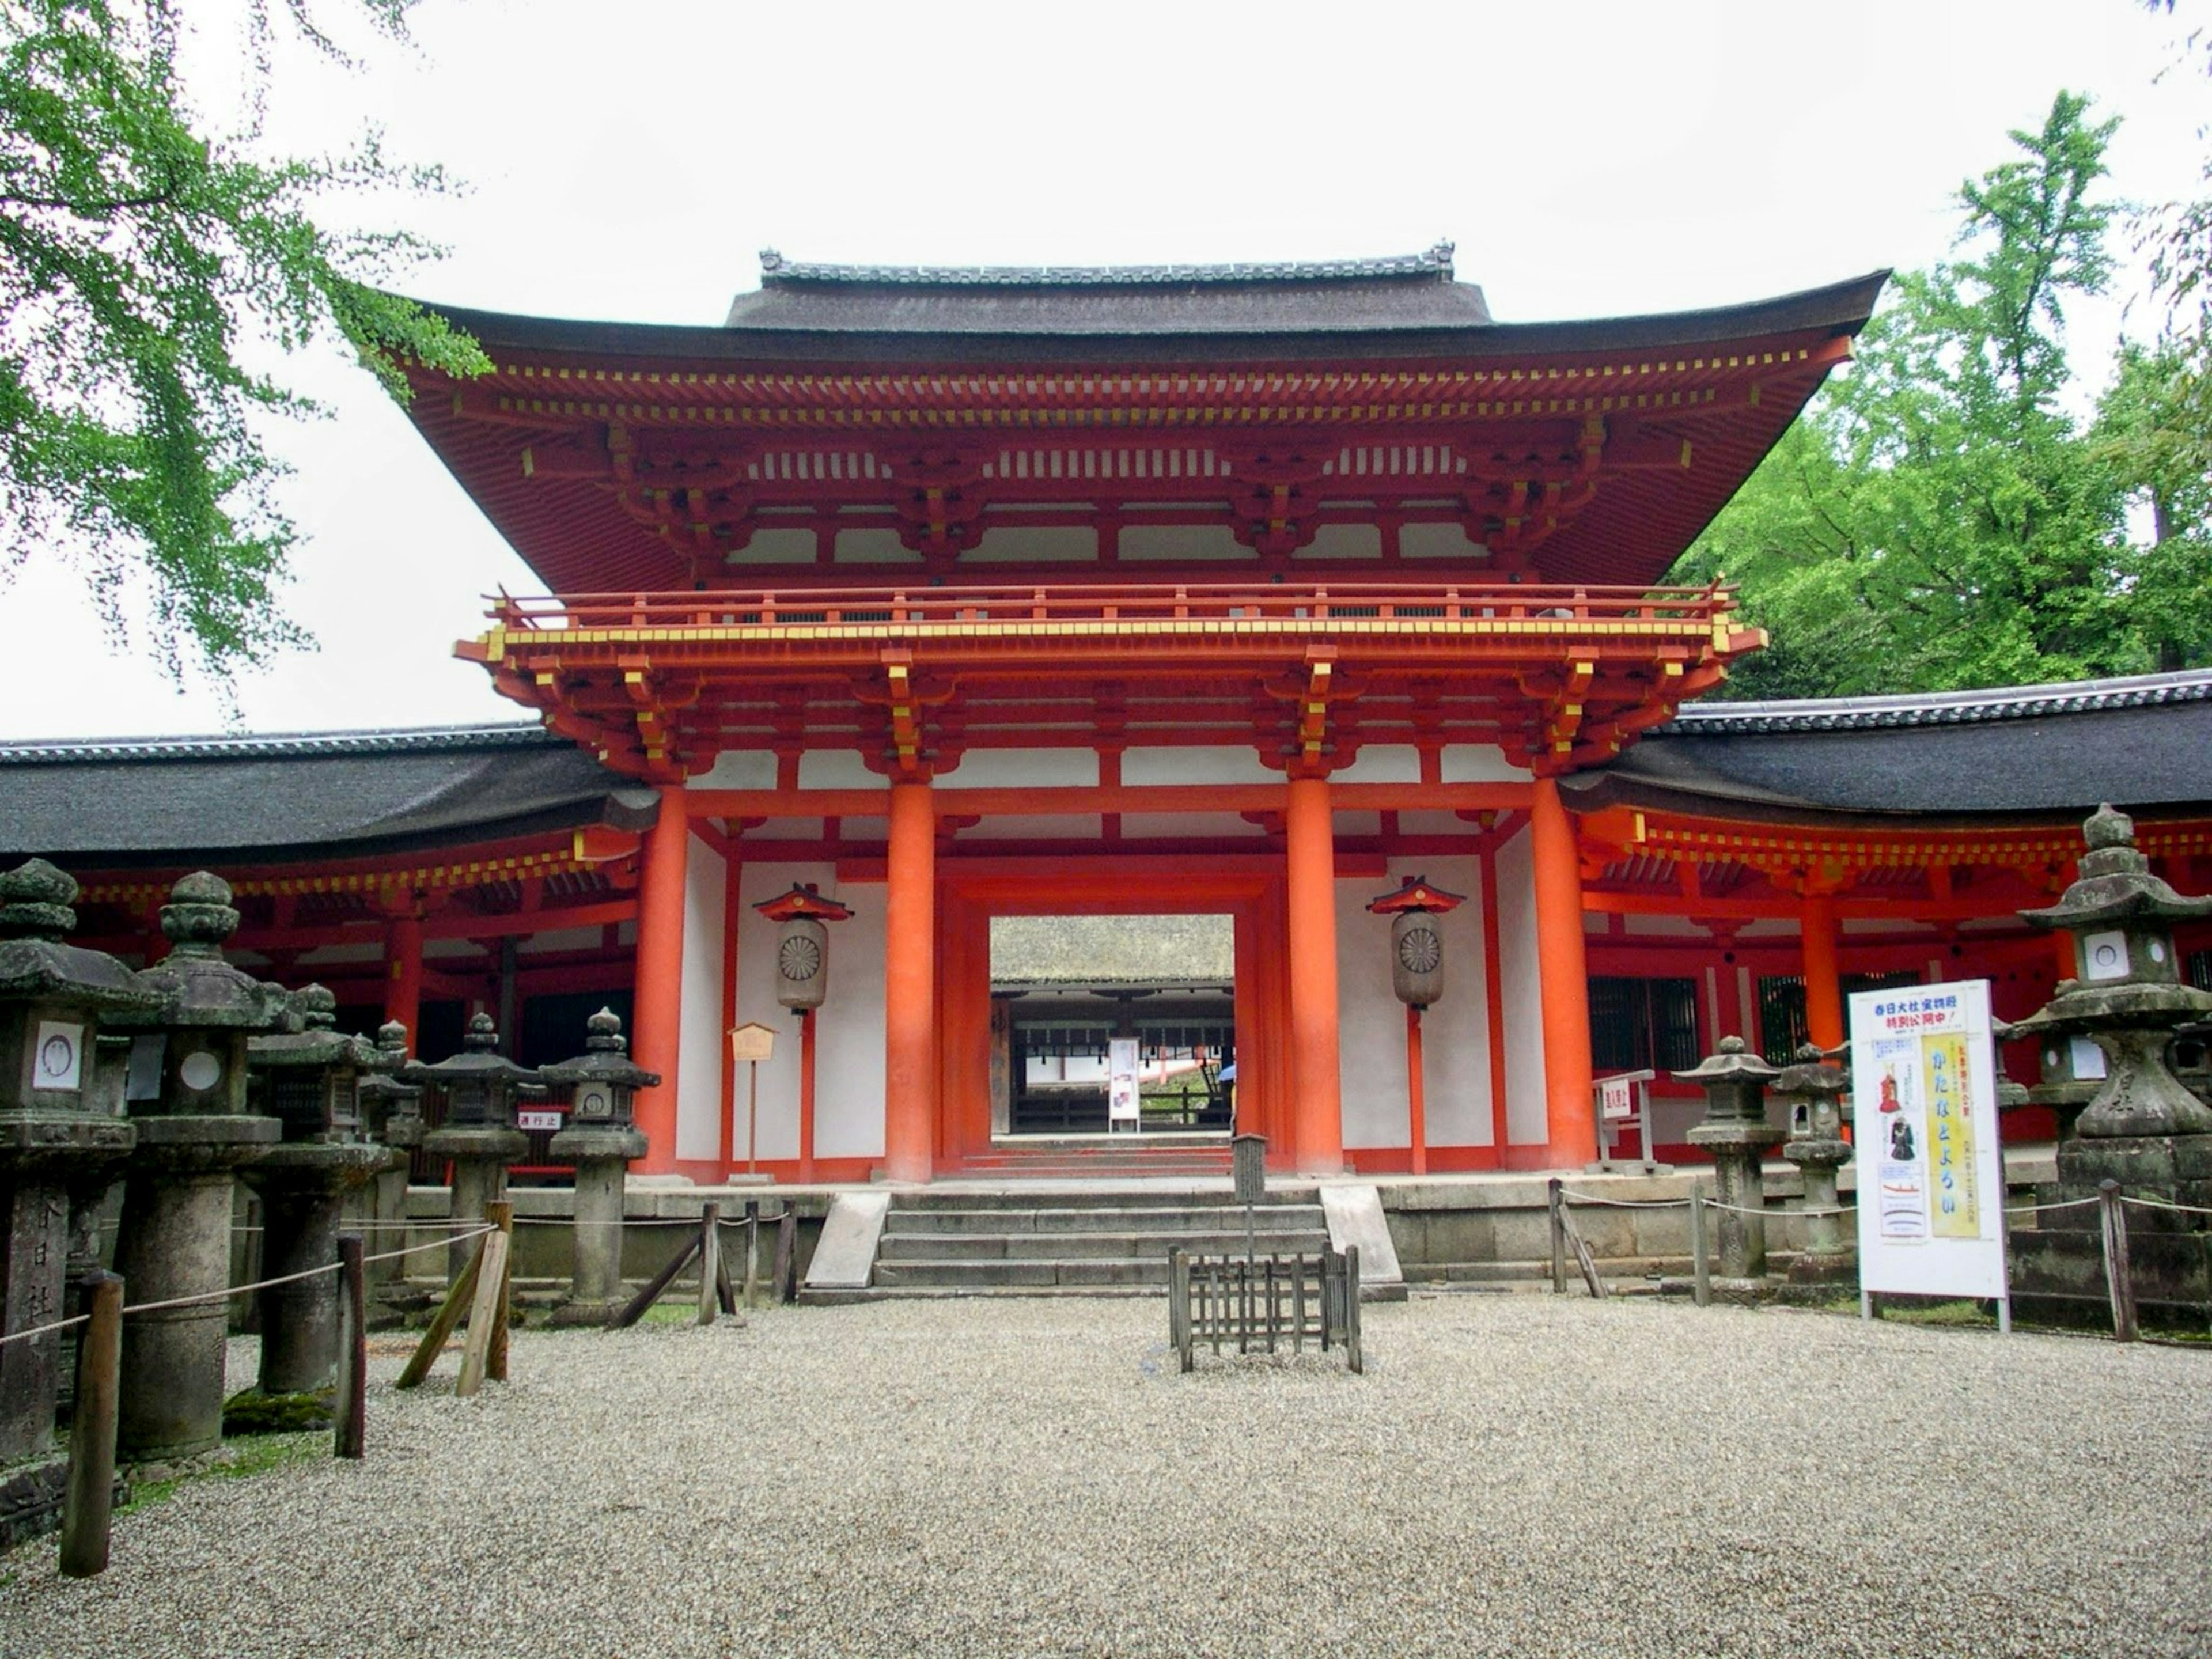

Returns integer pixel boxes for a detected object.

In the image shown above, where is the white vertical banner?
[1851,979,2009,1305]
[1107,1037,1142,1134]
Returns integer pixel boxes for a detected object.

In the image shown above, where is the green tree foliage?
[0,0,486,679]
[1674,93,2206,699]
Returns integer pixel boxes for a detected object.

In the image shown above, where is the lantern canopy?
[755,883,854,1011]
[1365,874,1467,1009]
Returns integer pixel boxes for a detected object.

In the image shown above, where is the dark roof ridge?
[1662,668,2212,736]
[0,721,558,766]
[755,244,1459,288]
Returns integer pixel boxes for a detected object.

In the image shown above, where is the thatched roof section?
[990,914,1233,987]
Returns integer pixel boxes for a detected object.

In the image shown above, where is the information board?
[1849,979,2010,1308]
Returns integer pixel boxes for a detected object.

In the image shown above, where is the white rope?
[0,1226,499,1344]
[0,1313,89,1350]
[508,1214,696,1229]
[1554,1190,1690,1210]
[2003,1195,2103,1217]
[2120,1194,2212,1219]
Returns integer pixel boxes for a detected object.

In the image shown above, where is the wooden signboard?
[729,1022,777,1064]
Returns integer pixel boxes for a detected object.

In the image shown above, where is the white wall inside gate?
[732,862,887,1162]
[1493,825,1550,1146]
[1335,855,1493,1150]
[674,837,727,1162]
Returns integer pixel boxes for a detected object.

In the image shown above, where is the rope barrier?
[2120,1194,2212,1219]
[2003,1195,2103,1217]
[507,1214,698,1229]
[1700,1198,1853,1218]
[360,1226,498,1268]
[1554,1190,1691,1210]
[0,1313,89,1350]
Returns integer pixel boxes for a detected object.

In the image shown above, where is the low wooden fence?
[1168,1246,1362,1373]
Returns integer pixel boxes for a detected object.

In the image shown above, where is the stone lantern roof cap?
[0,857,163,1013]
[400,1012,539,1085]
[1671,1034,1782,1085]
[249,983,382,1070]
[538,1007,661,1089]
[359,1022,422,1103]
[2021,804,2212,933]
[107,870,292,1032]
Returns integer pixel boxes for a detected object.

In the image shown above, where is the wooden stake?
[397,1237,484,1390]
[696,1202,721,1327]
[612,1230,702,1330]
[1547,1178,1567,1294]
[486,1202,513,1384]
[456,1228,510,1398]
[774,1207,797,1304]
[1690,1187,1712,1308]
[335,1236,366,1460]
[742,1200,759,1308]
[59,1272,122,1579]
[2099,1179,2138,1343]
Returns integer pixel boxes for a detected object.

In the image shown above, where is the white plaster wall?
[694,751,777,790]
[797,751,879,789]
[1118,812,1264,840]
[1330,745,1421,785]
[1494,824,1550,1145]
[1335,855,1491,1150]
[940,749,1099,789]
[734,862,887,1161]
[674,839,727,1162]
[1122,747,1281,786]
[1440,745,1533,783]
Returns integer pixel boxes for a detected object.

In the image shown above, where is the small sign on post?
[729,1022,777,1175]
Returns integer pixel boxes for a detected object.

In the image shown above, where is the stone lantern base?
[232,1142,389,1416]
[423,1126,528,1286]
[2010,1131,2212,1328]
[1781,1136,1857,1286]
[1687,1120,1786,1290]
[547,1126,649,1325]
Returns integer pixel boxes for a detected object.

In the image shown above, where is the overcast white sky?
[1,0,2205,740]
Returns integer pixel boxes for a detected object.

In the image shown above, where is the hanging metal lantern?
[1365,874,1467,1008]
[753,884,854,1010]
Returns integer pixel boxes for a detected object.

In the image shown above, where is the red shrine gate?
[395,249,1888,1181]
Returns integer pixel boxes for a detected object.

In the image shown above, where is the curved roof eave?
[392,270,1891,369]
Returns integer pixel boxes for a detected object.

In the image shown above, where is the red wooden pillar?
[883,779,937,1182]
[1801,890,1844,1051]
[383,911,423,1051]
[718,840,743,1173]
[1284,774,1343,1174]
[1405,1006,1427,1176]
[1531,777,1597,1166]
[1480,846,1510,1156]
[631,793,689,1175]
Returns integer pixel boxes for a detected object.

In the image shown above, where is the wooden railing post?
[2099,1180,2138,1343]
[457,1215,512,1398]
[486,1202,513,1384]
[1547,1178,1567,1294]
[1689,1187,1712,1308]
[696,1201,722,1327]
[774,1207,798,1304]
[335,1235,366,1460]
[59,1271,122,1578]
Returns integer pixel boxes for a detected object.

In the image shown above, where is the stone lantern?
[407,1013,535,1285]
[1675,1036,1785,1285]
[353,1021,422,1308]
[2001,807,2212,1324]
[756,882,853,1010]
[236,986,389,1410]
[0,859,153,1534]
[542,1009,657,1324]
[2013,805,2212,1142]
[1772,1043,1854,1282]
[103,872,290,1463]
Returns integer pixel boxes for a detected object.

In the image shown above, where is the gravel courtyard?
[3,1294,2209,1658]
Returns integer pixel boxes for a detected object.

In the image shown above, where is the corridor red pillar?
[1801,890,1845,1051]
[631,793,690,1175]
[1285,774,1343,1174]
[1531,777,1598,1166]
[882,779,937,1182]
[382,911,423,1052]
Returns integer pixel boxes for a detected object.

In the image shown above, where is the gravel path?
[3,1295,2209,1658]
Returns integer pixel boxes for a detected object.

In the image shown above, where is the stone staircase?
[868,1188,1330,1295]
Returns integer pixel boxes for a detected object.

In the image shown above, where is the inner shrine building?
[11,249,2210,1183]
